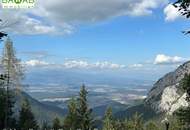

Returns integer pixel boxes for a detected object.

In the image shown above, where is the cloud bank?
[0,0,168,35]
[24,59,125,70]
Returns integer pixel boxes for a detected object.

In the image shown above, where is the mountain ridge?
[145,61,190,114]
[14,91,67,125]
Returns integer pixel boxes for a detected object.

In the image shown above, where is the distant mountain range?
[24,68,153,89]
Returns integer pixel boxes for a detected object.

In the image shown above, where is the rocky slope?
[145,61,190,115]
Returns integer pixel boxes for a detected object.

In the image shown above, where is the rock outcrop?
[145,61,190,114]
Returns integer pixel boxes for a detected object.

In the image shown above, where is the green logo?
[2,0,35,8]
[14,0,22,4]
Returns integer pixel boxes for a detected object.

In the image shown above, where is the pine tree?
[102,107,115,130]
[41,121,50,130]
[52,117,62,130]
[123,118,132,130]
[129,112,144,130]
[77,84,94,130]
[63,98,78,130]
[18,98,38,130]
[168,117,182,130]
[0,86,7,129]
[0,38,24,129]
[113,120,125,130]
[1,38,24,92]
[145,121,159,130]
[0,76,16,129]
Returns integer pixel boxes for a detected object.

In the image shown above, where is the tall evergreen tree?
[1,38,24,92]
[18,98,38,130]
[145,121,159,130]
[102,107,115,130]
[77,84,94,130]
[0,75,16,129]
[113,120,125,130]
[41,121,50,130]
[63,98,78,130]
[168,117,182,130]
[128,112,144,130]
[0,38,24,129]
[52,117,61,130]
[0,86,6,129]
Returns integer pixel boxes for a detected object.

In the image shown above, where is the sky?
[1,0,190,80]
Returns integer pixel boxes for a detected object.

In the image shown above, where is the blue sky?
[1,0,190,80]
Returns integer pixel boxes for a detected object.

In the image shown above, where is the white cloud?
[34,0,168,23]
[94,61,126,69]
[164,4,181,21]
[24,59,125,69]
[25,60,50,66]
[129,64,143,68]
[41,97,70,102]
[0,11,59,35]
[154,54,187,65]
[0,0,168,35]
[63,60,89,69]
[63,60,126,69]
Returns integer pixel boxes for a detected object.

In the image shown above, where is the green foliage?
[77,84,95,130]
[113,119,125,130]
[0,86,16,129]
[0,87,6,129]
[18,98,38,130]
[102,107,115,130]
[52,117,62,130]
[145,121,159,130]
[103,111,153,130]
[128,112,144,130]
[0,38,23,129]
[180,73,190,101]
[41,121,51,130]
[168,117,182,130]
[175,73,190,129]
[63,98,78,130]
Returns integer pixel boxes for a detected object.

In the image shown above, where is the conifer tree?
[18,98,38,130]
[0,75,16,129]
[113,119,125,130]
[145,121,159,130]
[0,87,5,129]
[1,38,23,129]
[129,112,144,130]
[102,107,115,130]
[52,117,62,130]
[77,84,94,130]
[123,118,132,130]
[63,98,78,130]
[168,117,182,130]
[41,121,50,130]
[1,38,24,92]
